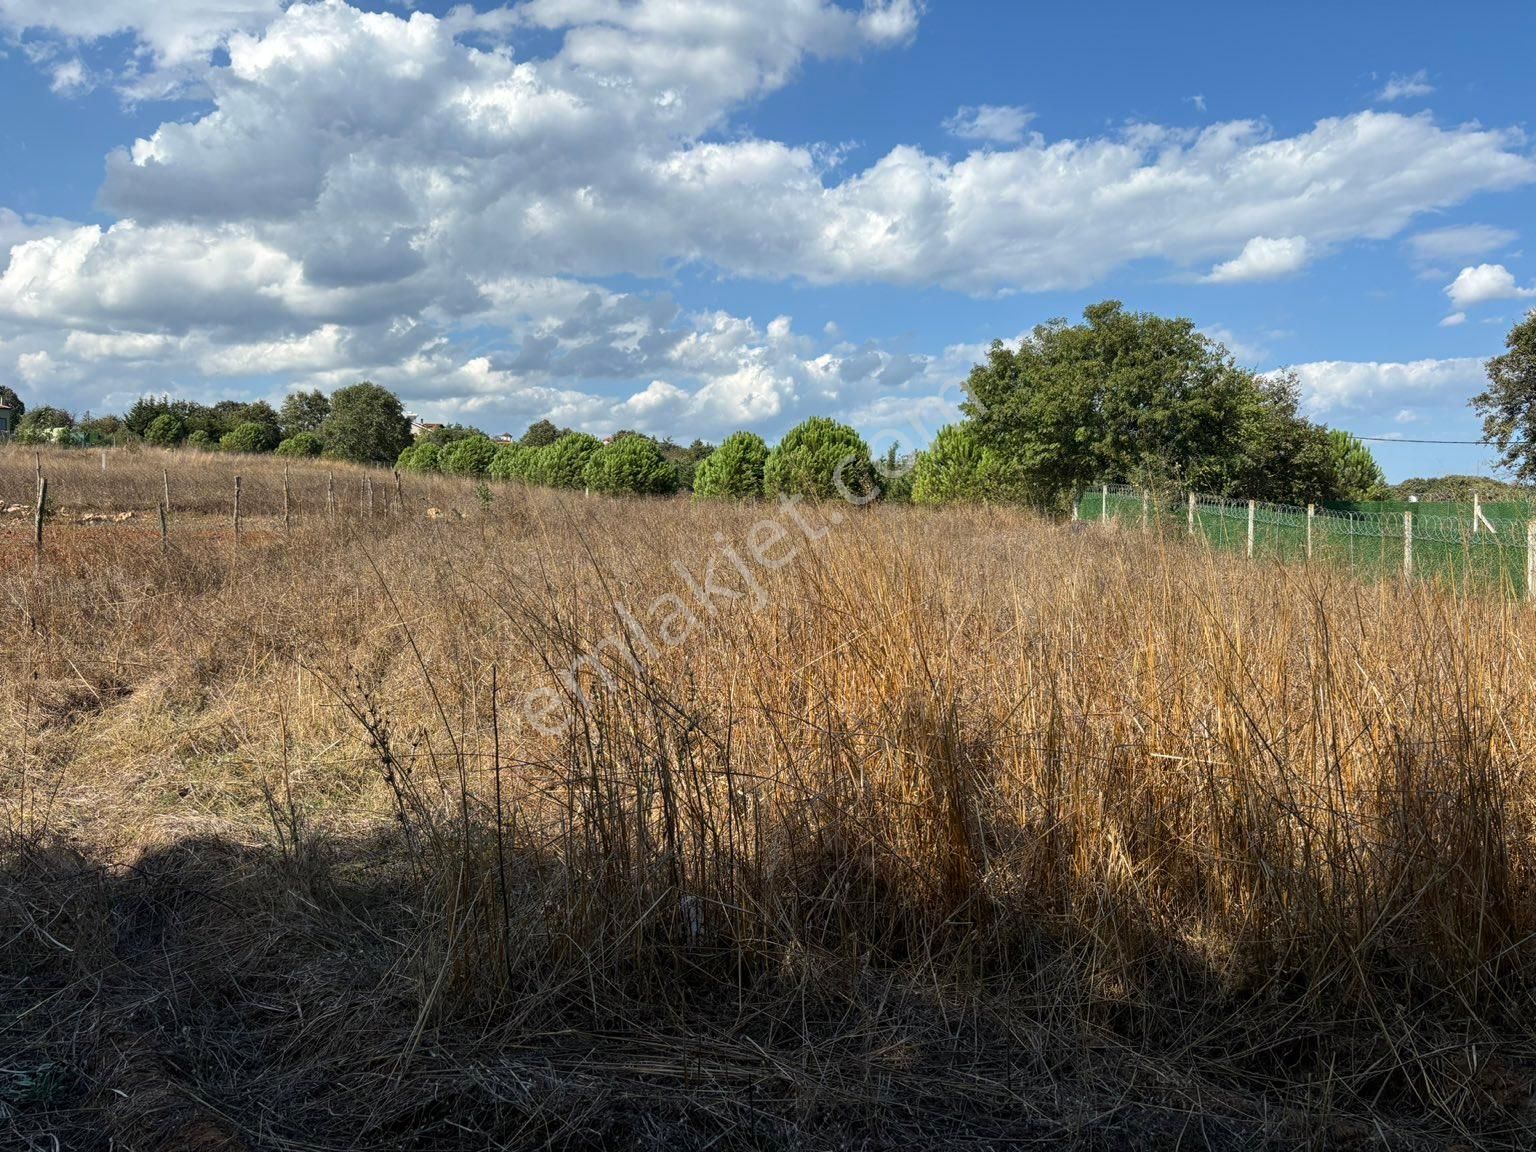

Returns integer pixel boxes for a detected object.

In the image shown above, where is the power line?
[1348,434,1492,445]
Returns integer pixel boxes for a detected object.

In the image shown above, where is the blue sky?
[1,1,1533,480]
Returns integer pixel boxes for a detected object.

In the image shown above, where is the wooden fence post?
[367,477,375,517]
[100,449,107,473]
[283,465,292,533]
[393,470,403,514]
[233,475,242,546]
[33,475,46,563]
[1474,492,1481,536]
[1306,504,1314,561]
[1140,489,1149,530]
[1187,492,1195,537]
[1403,511,1413,581]
[162,468,172,517]
[1101,484,1108,525]
[327,471,335,517]
[158,501,168,552]
[1247,500,1255,558]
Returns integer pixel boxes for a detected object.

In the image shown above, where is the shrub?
[583,435,680,496]
[529,432,602,488]
[488,443,532,481]
[16,405,74,441]
[912,424,991,505]
[440,435,499,476]
[399,443,441,473]
[185,429,214,451]
[275,431,325,458]
[144,413,186,448]
[763,417,877,502]
[220,421,280,454]
[693,431,768,500]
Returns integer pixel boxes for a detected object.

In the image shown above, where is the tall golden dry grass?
[3,443,1536,1148]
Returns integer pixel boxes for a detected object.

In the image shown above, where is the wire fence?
[1079,483,1536,599]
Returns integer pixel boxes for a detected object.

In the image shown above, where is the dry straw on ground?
[3,444,1536,1149]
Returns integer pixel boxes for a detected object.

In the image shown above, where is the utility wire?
[1348,435,1492,445]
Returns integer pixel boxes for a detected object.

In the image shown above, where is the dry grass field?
[5,444,1536,1148]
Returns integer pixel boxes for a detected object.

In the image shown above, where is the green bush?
[15,405,74,445]
[144,413,186,448]
[220,421,280,454]
[582,435,680,496]
[275,431,325,458]
[439,435,499,476]
[912,424,990,504]
[763,417,876,502]
[693,431,768,499]
[186,429,214,451]
[530,432,602,488]
[488,443,532,481]
[398,443,441,473]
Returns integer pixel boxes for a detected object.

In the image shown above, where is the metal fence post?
[1101,484,1108,525]
[1403,511,1413,581]
[233,475,242,546]
[1141,489,1148,530]
[1247,500,1255,558]
[1187,492,1195,536]
[1306,504,1314,561]
[1527,521,1535,603]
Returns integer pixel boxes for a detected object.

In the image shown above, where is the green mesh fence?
[1077,485,1532,598]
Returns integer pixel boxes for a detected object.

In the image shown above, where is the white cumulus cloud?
[1287,357,1488,417]
[1203,236,1312,283]
[1445,263,1536,310]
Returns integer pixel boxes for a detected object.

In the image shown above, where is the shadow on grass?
[5,823,1535,1151]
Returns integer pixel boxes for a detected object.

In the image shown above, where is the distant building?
[0,403,12,435]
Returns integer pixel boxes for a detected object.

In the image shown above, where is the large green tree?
[963,301,1342,504]
[529,432,602,488]
[583,435,680,495]
[763,417,877,501]
[0,385,24,421]
[145,413,187,447]
[520,419,568,448]
[221,421,281,454]
[321,382,412,465]
[1324,428,1387,501]
[279,389,331,438]
[1473,312,1536,482]
[693,431,768,499]
[439,435,499,475]
[16,406,75,442]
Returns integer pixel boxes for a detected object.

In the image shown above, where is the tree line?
[3,299,1422,507]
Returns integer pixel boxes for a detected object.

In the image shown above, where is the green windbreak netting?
[1076,485,1532,598]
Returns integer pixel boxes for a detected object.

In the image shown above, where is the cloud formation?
[1445,263,1536,310]
[0,1,1532,445]
[943,104,1034,144]
[1203,236,1312,283]
[1288,357,1487,417]
[1377,70,1434,102]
